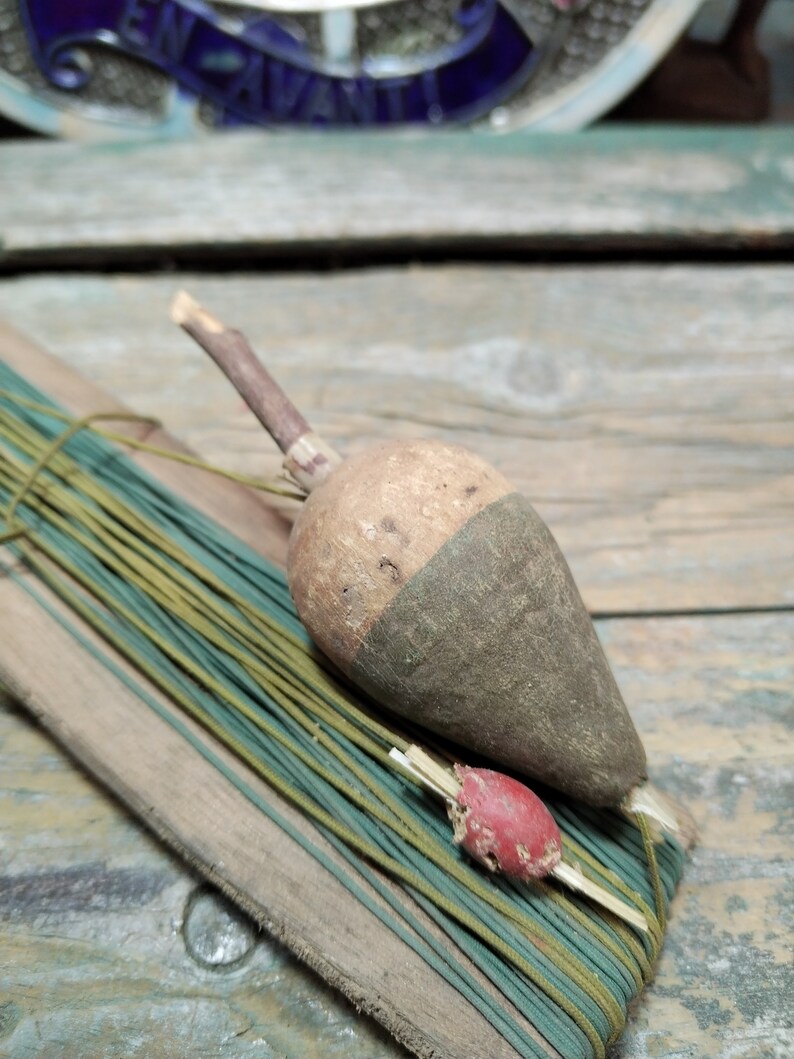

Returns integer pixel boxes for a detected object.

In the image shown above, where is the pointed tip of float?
[626,781,699,850]
[389,746,456,802]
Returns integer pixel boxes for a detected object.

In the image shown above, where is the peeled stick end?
[170,290,222,334]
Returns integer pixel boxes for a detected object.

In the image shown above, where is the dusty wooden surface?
[1,124,793,1058]
[1,264,792,1058]
[0,693,400,1059]
[0,128,793,268]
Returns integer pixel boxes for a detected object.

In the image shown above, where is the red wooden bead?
[452,767,562,880]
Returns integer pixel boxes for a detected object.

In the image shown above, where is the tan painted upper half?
[287,439,513,668]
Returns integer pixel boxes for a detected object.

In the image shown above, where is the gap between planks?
[1,128,792,271]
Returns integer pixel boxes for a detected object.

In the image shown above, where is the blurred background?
[0,0,791,138]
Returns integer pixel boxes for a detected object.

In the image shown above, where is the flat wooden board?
[0,325,549,1059]
[0,267,791,613]
[0,128,792,268]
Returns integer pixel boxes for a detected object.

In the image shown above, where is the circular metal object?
[0,0,703,137]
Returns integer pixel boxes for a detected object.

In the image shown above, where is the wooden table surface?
[0,128,792,1059]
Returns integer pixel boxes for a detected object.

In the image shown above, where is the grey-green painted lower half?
[351,492,646,806]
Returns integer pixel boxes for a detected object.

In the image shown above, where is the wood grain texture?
[0,128,792,267]
[598,612,793,1059]
[0,328,549,1059]
[0,266,791,613]
[3,604,791,1059]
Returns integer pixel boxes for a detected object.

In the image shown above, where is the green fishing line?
[0,363,685,1059]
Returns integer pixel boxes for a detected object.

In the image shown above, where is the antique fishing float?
[171,291,680,829]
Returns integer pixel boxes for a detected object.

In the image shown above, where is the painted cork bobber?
[289,437,646,806]
[173,293,648,808]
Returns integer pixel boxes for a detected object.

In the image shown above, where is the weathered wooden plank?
[0,266,791,613]
[598,611,793,1059]
[0,128,792,267]
[3,603,790,1059]
[0,692,401,1059]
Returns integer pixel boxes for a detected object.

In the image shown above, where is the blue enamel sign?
[20,0,538,126]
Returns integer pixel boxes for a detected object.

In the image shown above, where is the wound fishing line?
[0,362,685,1059]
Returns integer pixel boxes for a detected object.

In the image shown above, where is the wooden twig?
[171,291,341,493]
